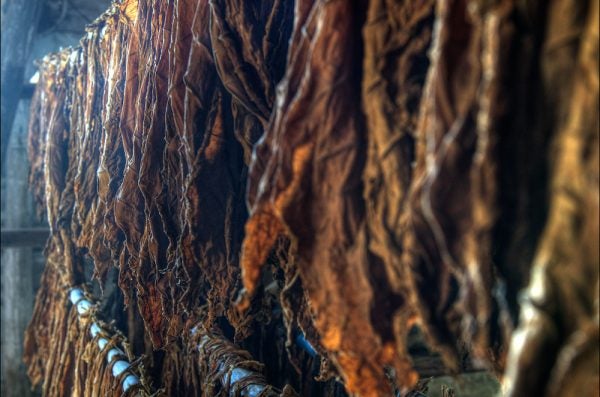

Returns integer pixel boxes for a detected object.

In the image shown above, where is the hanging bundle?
[25,0,598,396]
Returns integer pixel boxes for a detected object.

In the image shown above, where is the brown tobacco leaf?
[400,0,541,371]
[361,0,437,384]
[161,0,191,275]
[177,0,249,337]
[27,0,345,394]
[24,241,69,389]
[71,28,104,252]
[362,0,435,294]
[134,0,175,347]
[110,0,186,347]
[503,0,599,395]
[91,8,130,282]
[112,3,142,314]
[27,79,47,219]
[237,211,284,312]
[27,0,270,352]
[240,1,417,395]
[41,52,70,238]
[210,0,296,325]
[209,0,292,125]
[26,0,599,395]
[25,261,151,396]
[208,0,296,324]
[209,0,293,163]
[25,49,88,392]
[401,0,489,369]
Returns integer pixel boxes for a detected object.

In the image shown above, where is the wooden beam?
[1,228,49,248]
[1,118,40,397]
[1,0,42,164]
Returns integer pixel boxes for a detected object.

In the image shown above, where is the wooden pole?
[0,0,41,165]
[1,229,49,248]
[1,99,37,397]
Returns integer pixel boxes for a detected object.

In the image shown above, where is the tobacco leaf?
[503,0,599,395]
[25,0,599,395]
[398,0,550,372]
[239,1,419,395]
[361,0,437,384]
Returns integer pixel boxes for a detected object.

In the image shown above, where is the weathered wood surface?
[1,100,37,397]
[0,0,41,164]
[1,229,49,248]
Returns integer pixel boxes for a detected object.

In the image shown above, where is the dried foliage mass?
[25,0,598,396]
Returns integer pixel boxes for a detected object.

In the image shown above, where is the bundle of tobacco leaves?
[26,0,598,396]
[502,0,599,395]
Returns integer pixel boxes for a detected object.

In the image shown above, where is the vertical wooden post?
[1,99,37,397]
[0,0,41,164]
